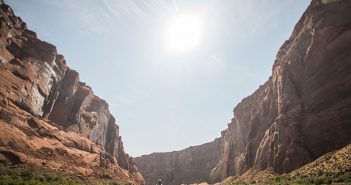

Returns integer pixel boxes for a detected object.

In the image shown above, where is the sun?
[165,14,203,54]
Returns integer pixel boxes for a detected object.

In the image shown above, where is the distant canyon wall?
[135,139,221,185]
[136,0,351,184]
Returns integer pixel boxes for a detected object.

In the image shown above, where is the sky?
[7,0,310,157]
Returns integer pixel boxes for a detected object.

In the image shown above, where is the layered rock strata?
[0,1,144,184]
[136,139,221,185]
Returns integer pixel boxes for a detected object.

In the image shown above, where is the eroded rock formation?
[135,139,221,185]
[136,0,351,184]
[0,1,144,184]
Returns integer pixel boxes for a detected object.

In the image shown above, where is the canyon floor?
[0,164,132,185]
[0,144,350,184]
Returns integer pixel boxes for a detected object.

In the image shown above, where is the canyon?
[0,1,144,184]
[1,0,351,185]
[135,0,351,184]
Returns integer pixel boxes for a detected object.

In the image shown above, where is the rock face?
[0,1,144,184]
[136,1,351,185]
[135,139,221,185]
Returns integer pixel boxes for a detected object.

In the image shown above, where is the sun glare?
[165,14,203,54]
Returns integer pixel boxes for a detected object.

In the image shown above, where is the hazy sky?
[7,0,310,157]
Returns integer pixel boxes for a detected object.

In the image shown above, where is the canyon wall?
[0,1,144,184]
[136,0,351,184]
[135,139,221,185]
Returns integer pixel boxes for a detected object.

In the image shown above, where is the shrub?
[339,172,351,182]
[20,168,35,180]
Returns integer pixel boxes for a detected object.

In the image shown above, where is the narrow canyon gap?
[135,1,351,184]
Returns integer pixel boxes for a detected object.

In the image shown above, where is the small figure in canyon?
[156,179,162,185]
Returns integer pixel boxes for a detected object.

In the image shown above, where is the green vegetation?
[0,165,130,185]
[216,145,351,185]
[217,170,351,185]
[263,171,351,185]
[222,172,351,185]
[0,165,84,185]
[264,172,348,185]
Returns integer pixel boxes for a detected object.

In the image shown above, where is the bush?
[339,172,351,182]
[20,168,35,180]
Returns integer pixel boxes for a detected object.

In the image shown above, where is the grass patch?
[263,172,351,185]
[0,165,129,185]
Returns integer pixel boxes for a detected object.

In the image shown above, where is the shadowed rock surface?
[135,0,351,184]
[0,1,144,184]
[136,139,221,185]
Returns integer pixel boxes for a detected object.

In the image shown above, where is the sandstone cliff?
[0,1,144,184]
[136,139,221,185]
[136,0,351,184]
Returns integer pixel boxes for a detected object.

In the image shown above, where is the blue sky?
[7,0,310,157]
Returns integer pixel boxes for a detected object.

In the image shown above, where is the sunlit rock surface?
[136,0,351,184]
[0,1,144,184]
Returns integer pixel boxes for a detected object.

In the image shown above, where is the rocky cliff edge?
[0,1,144,184]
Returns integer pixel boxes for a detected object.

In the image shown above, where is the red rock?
[135,139,222,185]
[0,2,144,184]
[135,1,351,185]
